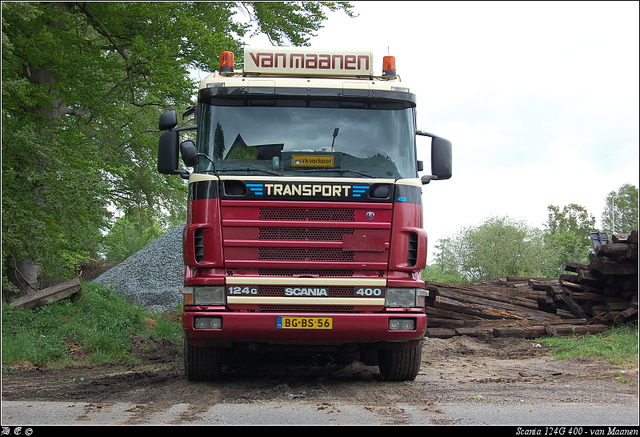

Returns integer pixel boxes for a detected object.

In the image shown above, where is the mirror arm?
[416,130,436,138]
[176,125,197,133]
[421,175,439,185]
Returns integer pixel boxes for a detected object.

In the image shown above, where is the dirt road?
[2,336,638,425]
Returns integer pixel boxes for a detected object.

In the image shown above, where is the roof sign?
[244,47,374,77]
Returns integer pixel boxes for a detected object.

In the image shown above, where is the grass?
[537,323,638,369]
[2,282,183,368]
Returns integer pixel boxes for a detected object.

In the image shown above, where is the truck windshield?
[195,99,417,179]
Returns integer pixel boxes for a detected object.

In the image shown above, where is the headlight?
[389,318,416,331]
[194,316,223,329]
[385,288,428,308]
[182,286,226,305]
[385,288,417,307]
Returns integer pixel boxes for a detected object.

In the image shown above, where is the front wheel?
[184,340,223,381]
[377,340,422,381]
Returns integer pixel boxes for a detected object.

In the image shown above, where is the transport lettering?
[264,183,351,197]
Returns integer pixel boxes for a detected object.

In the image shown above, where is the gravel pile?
[93,223,185,312]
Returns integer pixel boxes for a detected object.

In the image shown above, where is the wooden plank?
[612,234,630,243]
[425,305,479,321]
[554,324,609,336]
[560,280,585,291]
[434,288,532,310]
[596,243,633,257]
[425,328,456,338]
[454,327,494,338]
[435,296,509,320]
[434,294,560,322]
[493,326,547,338]
[436,288,559,320]
[9,278,82,310]
[577,269,606,284]
[569,292,608,302]
[426,317,466,329]
[564,261,589,273]
[613,308,638,325]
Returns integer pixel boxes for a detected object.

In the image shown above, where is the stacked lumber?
[424,231,637,339]
[561,230,638,326]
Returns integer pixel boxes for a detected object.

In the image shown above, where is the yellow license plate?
[277,317,333,329]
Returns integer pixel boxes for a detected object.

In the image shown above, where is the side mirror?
[416,130,452,184]
[159,110,178,131]
[180,140,199,167]
[431,136,452,180]
[158,131,180,174]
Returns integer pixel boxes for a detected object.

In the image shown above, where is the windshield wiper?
[217,167,282,176]
[297,168,377,178]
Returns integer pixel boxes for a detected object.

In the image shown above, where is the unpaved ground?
[2,336,637,425]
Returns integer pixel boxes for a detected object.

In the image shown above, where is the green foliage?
[544,203,596,272]
[538,324,638,368]
[2,2,353,285]
[102,208,163,263]
[434,216,555,284]
[1,282,182,367]
[601,184,639,235]
[421,264,464,284]
[242,2,355,46]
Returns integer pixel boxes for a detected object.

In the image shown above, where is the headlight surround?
[183,285,226,305]
[385,288,428,308]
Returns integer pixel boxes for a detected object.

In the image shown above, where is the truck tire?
[377,340,422,381]
[184,340,222,381]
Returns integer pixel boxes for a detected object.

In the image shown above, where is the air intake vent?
[259,228,354,241]
[259,269,354,277]
[259,207,355,222]
[194,228,204,263]
[407,232,418,267]
[259,248,355,261]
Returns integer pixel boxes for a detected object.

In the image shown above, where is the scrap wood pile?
[425,230,638,339]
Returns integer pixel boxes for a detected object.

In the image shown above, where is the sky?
[237,1,639,259]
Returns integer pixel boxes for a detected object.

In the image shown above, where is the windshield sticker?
[292,155,335,167]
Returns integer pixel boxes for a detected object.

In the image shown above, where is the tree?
[102,208,163,263]
[601,184,638,235]
[433,216,555,284]
[544,203,596,271]
[2,2,354,292]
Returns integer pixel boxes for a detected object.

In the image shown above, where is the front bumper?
[183,309,426,348]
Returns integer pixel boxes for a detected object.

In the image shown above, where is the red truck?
[158,47,452,381]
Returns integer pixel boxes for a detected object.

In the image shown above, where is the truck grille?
[221,200,391,270]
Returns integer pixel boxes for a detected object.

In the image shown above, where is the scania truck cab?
[158,47,452,381]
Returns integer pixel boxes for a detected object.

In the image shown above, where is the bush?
[433,215,556,284]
